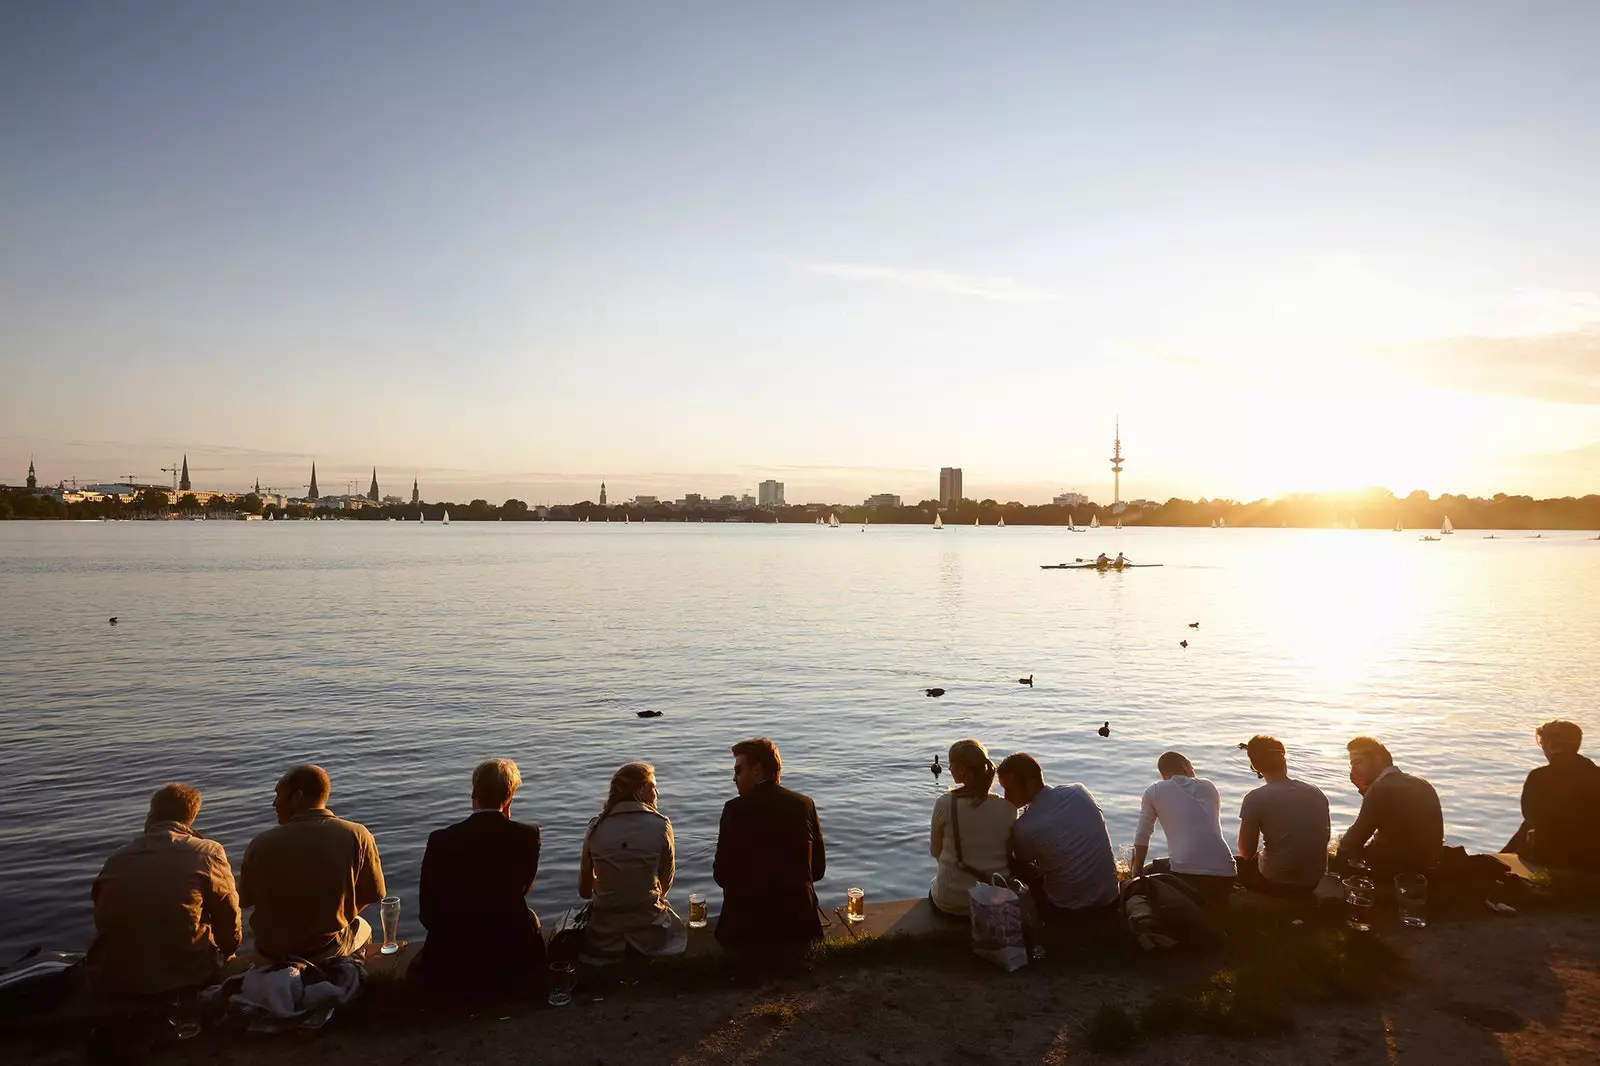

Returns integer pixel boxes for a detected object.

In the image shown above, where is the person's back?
[239,765,384,961]
[581,761,684,959]
[930,792,1017,914]
[1339,765,1443,875]
[1522,752,1600,868]
[1011,783,1118,912]
[1239,776,1330,889]
[713,739,825,951]
[1137,774,1236,878]
[87,784,240,997]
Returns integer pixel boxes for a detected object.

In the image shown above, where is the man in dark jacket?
[1336,736,1444,876]
[1511,720,1600,869]
[416,759,544,997]
[713,738,826,956]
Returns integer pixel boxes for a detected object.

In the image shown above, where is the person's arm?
[1237,793,1260,859]
[1336,785,1381,865]
[658,820,676,896]
[712,803,735,888]
[526,824,541,893]
[578,824,596,901]
[204,844,242,959]
[930,795,948,860]
[418,834,441,929]
[355,829,385,911]
[237,841,256,911]
[1133,786,1158,874]
[808,797,826,882]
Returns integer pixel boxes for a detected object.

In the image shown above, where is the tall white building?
[939,467,963,509]
[758,479,785,507]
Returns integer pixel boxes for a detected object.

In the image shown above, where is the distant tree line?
[4,485,1598,529]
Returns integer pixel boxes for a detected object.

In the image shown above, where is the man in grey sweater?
[1336,736,1443,876]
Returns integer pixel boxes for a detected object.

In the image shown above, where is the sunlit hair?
[1245,735,1287,774]
[280,764,331,805]
[948,739,996,805]
[1537,720,1582,755]
[471,758,522,808]
[1346,736,1393,768]
[604,761,656,813]
[996,752,1043,789]
[148,782,202,826]
[1157,751,1193,777]
[731,737,781,782]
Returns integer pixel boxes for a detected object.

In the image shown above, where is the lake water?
[2,520,1595,958]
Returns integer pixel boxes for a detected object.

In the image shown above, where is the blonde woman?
[929,739,1017,918]
[579,762,686,960]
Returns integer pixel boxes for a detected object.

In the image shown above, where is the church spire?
[26,457,36,490]
[411,477,419,505]
[253,477,260,494]
[600,481,607,506]
[179,455,191,492]
[368,468,379,501]
[307,461,319,500]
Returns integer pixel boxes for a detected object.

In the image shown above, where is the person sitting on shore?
[1509,720,1600,869]
[712,738,826,957]
[238,765,385,962]
[996,753,1119,927]
[928,739,1017,919]
[86,783,240,997]
[415,759,545,996]
[579,761,686,961]
[1336,737,1443,877]
[1236,735,1330,894]
[1132,752,1238,901]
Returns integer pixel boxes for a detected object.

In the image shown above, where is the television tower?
[1110,417,1123,506]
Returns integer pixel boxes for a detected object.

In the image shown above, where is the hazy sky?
[4,2,1598,504]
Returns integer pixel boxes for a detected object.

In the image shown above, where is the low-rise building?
[864,493,902,508]
[1053,491,1089,508]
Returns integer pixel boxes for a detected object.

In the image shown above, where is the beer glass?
[846,886,865,923]
[1395,874,1428,928]
[548,962,576,1007]
[1343,876,1375,931]
[688,892,708,928]
[379,896,401,955]
[1116,844,1136,882]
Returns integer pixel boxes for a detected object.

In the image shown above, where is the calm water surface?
[2,521,1595,957]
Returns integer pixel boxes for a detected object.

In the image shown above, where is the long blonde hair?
[948,739,996,805]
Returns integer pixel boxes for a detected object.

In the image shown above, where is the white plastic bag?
[968,875,1028,971]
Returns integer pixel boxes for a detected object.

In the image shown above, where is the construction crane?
[159,460,223,495]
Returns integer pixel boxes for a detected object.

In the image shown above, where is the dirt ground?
[22,911,1600,1065]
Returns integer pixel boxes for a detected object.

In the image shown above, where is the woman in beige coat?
[579,762,686,960]
[928,739,1017,917]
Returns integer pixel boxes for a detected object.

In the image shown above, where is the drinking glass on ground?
[846,887,866,923]
[688,892,708,929]
[379,896,401,955]
[168,994,202,1040]
[1344,876,1376,931]
[548,962,576,1007]
[1116,844,1136,882]
[1395,874,1428,928]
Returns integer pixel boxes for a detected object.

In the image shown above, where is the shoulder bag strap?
[948,795,991,881]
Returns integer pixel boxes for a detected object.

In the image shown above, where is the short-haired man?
[1510,721,1600,869]
[1236,736,1331,894]
[416,759,545,996]
[1336,737,1443,877]
[996,753,1119,926]
[239,765,385,962]
[1132,752,1238,901]
[712,738,826,955]
[86,783,240,996]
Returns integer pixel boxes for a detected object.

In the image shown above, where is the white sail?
[998,517,1005,527]
[1219,517,1225,528]
[1115,518,1121,529]
[828,512,839,528]
[974,517,979,526]
[1068,514,1076,528]
[1211,518,1218,528]
[1441,515,1454,534]
[442,510,451,525]
[1394,518,1403,532]
[933,513,943,529]
[1089,514,1099,528]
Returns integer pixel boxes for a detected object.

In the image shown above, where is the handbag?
[545,903,592,964]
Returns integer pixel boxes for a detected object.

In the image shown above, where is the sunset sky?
[3,2,1597,505]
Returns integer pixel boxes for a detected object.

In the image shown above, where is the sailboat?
[624,513,630,523]
[1114,518,1121,530]
[815,516,823,526]
[1441,516,1455,535]
[418,512,425,524]
[1394,518,1403,532]
[828,512,839,528]
[1219,517,1226,528]
[998,517,1005,528]
[974,517,979,527]
[1088,514,1098,528]
[1210,518,1218,528]
[442,509,451,525]
[933,514,943,530]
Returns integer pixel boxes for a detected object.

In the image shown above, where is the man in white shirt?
[1133,751,1237,901]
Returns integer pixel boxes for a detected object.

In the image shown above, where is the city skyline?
[4,4,1599,503]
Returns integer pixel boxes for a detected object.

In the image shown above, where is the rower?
[1095,552,1110,567]
[1114,552,1127,568]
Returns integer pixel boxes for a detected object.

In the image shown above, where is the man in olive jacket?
[712,738,826,954]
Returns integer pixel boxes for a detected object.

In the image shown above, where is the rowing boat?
[1040,561,1163,570]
